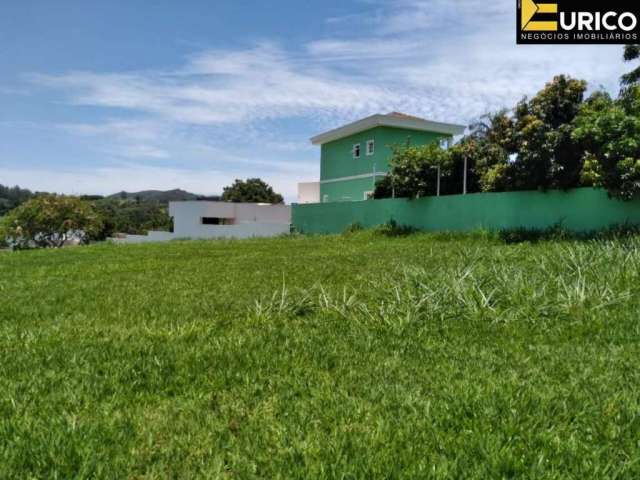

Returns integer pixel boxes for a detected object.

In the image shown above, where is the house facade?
[298,112,466,203]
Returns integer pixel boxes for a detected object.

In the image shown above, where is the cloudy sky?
[0,0,629,201]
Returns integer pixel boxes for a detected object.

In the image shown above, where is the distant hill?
[107,189,216,203]
[0,184,223,215]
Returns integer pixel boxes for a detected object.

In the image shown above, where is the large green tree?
[92,200,172,238]
[447,75,587,194]
[221,178,284,204]
[510,75,587,191]
[372,58,640,201]
[0,195,103,249]
[573,87,640,200]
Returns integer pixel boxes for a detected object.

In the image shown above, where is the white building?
[112,201,291,244]
[297,182,321,204]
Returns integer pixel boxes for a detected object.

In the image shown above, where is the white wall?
[297,182,320,204]
[173,222,290,240]
[109,231,175,244]
[111,223,290,244]
[169,201,290,236]
[112,201,291,244]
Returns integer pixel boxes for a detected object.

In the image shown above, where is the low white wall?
[112,201,292,244]
[169,201,290,238]
[111,223,291,244]
[177,222,290,239]
[109,231,175,244]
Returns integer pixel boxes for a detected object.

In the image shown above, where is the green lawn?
[1,232,640,478]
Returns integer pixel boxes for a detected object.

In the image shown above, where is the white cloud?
[306,0,627,122]
[59,119,164,142]
[30,43,405,126]
[376,0,507,34]
[307,38,424,61]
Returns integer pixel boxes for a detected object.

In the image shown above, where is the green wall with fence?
[292,188,640,234]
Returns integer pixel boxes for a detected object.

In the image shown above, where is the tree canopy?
[0,195,103,249]
[92,199,172,239]
[222,178,284,204]
[573,86,640,200]
[376,73,640,201]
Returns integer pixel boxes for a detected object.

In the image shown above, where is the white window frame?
[366,139,375,156]
[439,137,450,150]
[353,143,361,159]
[363,190,374,200]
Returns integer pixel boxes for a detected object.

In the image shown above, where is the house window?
[353,143,361,158]
[366,140,375,156]
[202,217,230,225]
[363,191,374,200]
[439,138,450,150]
[322,194,329,203]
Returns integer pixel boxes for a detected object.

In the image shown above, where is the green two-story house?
[297,112,466,203]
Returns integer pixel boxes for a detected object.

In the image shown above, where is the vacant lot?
[1,232,640,478]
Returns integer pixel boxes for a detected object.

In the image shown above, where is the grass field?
[1,231,640,478]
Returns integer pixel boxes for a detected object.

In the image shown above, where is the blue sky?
[0,0,629,201]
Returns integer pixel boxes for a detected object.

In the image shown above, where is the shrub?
[498,224,572,244]
[343,222,364,234]
[594,222,640,240]
[373,219,418,237]
[0,195,103,249]
[373,176,394,199]
[383,143,452,199]
[499,222,640,244]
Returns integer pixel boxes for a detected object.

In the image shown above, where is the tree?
[511,75,587,191]
[0,184,35,216]
[464,111,515,192]
[449,75,587,193]
[448,138,482,193]
[373,71,638,201]
[221,178,284,204]
[0,195,103,249]
[622,44,640,87]
[92,199,172,239]
[374,143,452,199]
[573,87,640,200]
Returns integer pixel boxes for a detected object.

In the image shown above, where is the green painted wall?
[318,126,447,203]
[320,175,386,203]
[293,188,640,234]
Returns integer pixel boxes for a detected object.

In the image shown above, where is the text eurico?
[518,0,639,44]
